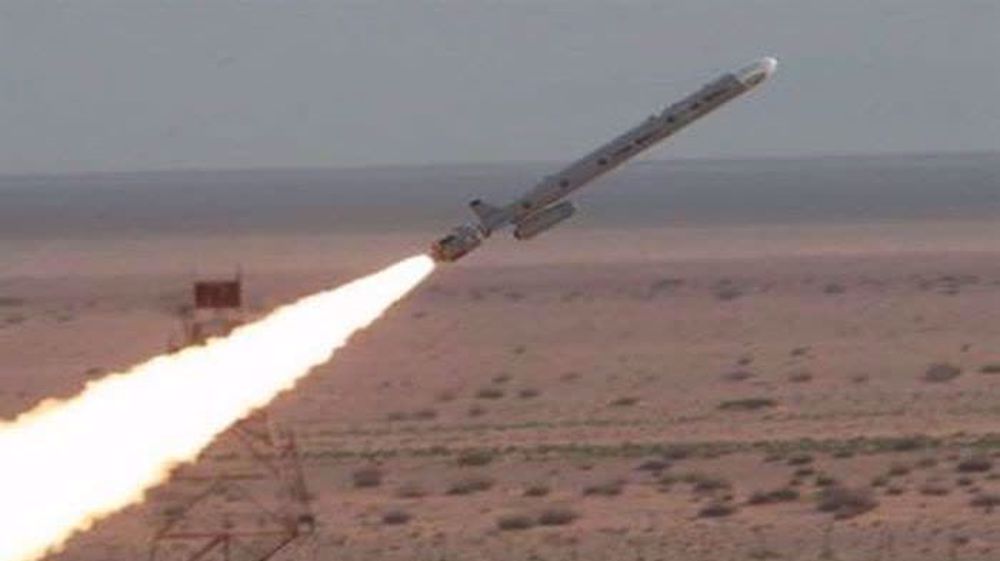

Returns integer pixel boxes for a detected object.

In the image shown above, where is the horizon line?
[1,149,997,180]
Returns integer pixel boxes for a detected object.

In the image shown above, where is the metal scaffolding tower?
[149,276,315,561]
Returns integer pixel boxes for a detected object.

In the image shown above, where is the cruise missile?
[430,57,778,263]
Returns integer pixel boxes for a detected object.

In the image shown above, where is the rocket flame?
[0,255,435,561]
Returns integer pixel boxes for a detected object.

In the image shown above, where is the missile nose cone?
[735,56,778,87]
[760,56,778,76]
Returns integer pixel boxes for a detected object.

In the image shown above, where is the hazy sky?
[1,1,997,173]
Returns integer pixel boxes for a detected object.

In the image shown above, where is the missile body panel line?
[514,73,750,223]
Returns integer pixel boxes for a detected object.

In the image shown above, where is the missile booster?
[430,57,777,263]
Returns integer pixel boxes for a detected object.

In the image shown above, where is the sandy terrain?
[5,221,1000,560]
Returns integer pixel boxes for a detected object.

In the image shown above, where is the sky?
[0,1,997,174]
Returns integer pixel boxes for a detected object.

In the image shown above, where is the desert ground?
[5,220,1000,560]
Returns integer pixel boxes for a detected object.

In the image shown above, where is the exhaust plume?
[0,255,435,561]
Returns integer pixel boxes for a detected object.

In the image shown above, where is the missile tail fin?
[469,199,507,233]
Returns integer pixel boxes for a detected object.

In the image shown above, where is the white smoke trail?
[0,255,435,561]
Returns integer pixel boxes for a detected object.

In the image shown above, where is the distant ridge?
[1,152,997,239]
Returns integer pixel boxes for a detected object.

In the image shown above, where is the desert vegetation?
[446,476,494,496]
[381,509,411,525]
[394,483,427,499]
[923,362,962,383]
[609,396,639,407]
[351,466,382,488]
[956,454,992,473]
[475,387,505,400]
[496,513,535,531]
[698,501,737,518]
[19,244,1000,561]
[497,507,580,531]
[816,485,878,519]
[979,363,1000,374]
[523,484,551,497]
[747,487,799,505]
[455,449,495,467]
[536,507,579,526]
[719,397,778,411]
[582,478,625,497]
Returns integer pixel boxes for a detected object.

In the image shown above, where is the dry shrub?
[971,493,1000,511]
[747,487,800,505]
[788,370,814,383]
[476,387,505,400]
[382,509,411,525]
[560,371,581,383]
[523,484,550,498]
[662,446,693,461]
[352,466,382,488]
[699,501,737,518]
[787,453,814,466]
[887,462,911,477]
[816,485,878,519]
[658,473,679,488]
[395,483,427,499]
[435,389,457,402]
[924,362,962,383]
[979,363,1000,374]
[635,459,671,473]
[447,476,494,496]
[649,277,684,295]
[719,397,777,411]
[684,473,732,494]
[496,514,535,531]
[888,435,930,452]
[410,408,438,421]
[715,287,744,301]
[823,283,845,295]
[814,474,837,487]
[518,388,540,399]
[919,481,951,496]
[161,505,184,520]
[957,455,993,473]
[610,396,639,407]
[456,449,495,467]
[793,467,816,478]
[722,370,754,382]
[537,507,579,526]
[583,479,625,497]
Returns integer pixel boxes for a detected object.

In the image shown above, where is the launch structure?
[181,275,245,345]
[149,276,316,561]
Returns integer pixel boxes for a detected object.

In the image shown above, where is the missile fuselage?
[430,57,777,263]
